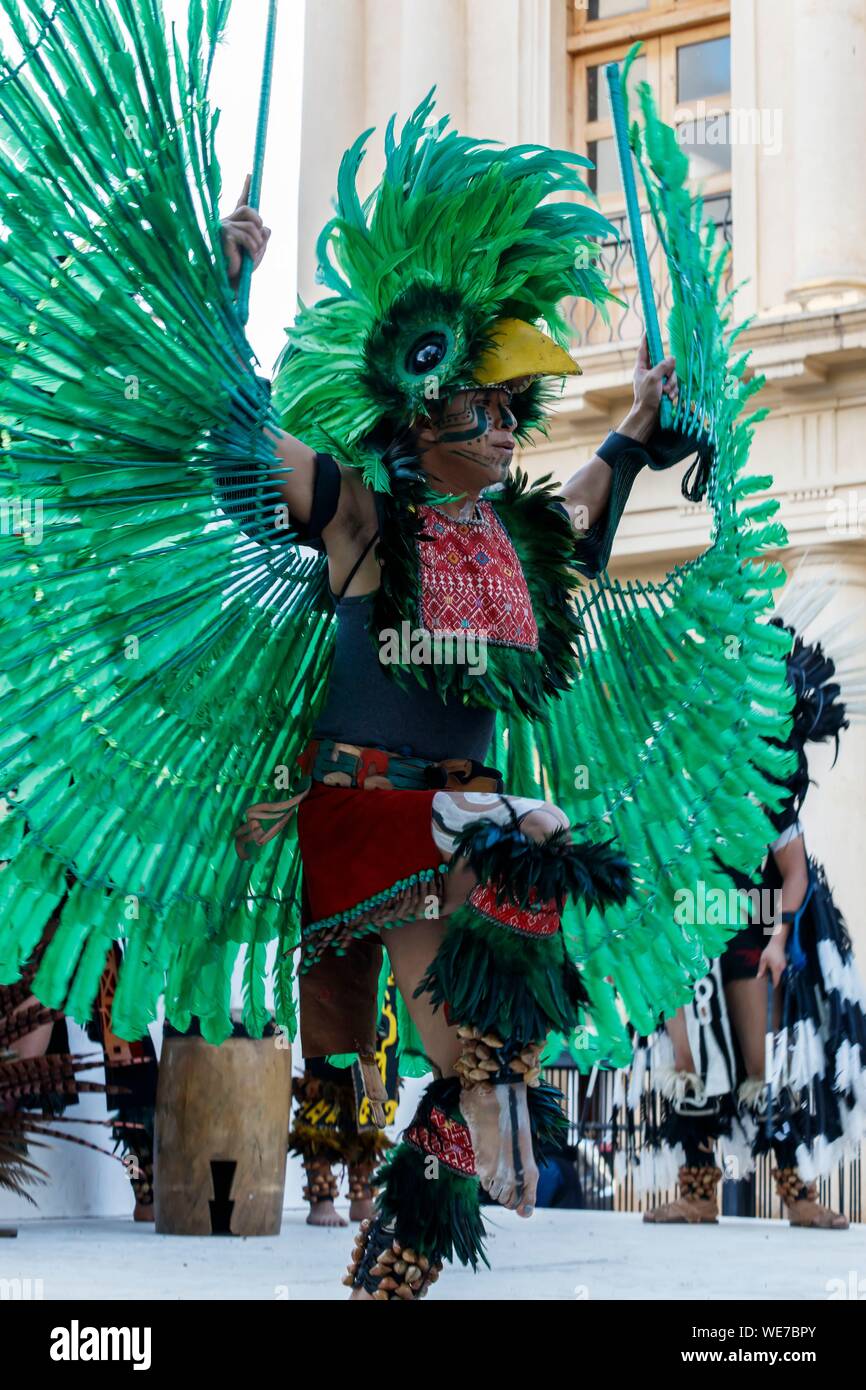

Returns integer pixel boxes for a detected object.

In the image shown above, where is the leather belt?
[235,740,502,861]
[302,738,503,793]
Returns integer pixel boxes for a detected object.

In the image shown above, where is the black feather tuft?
[765,620,851,821]
[453,816,633,913]
[527,1078,571,1160]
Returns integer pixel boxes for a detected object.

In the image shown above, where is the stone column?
[365,0,404,153]
[297,0,367,303]
[467,0,567,147]
[729,0,759,317]
[466,0,520,144]
[399,0,467,130]
[517,0,568,147]
[788,0,866,303]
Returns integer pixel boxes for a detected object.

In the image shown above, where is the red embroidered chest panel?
[416,502,539,650]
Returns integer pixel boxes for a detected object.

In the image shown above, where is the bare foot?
[349,1197,376,1223]
[133,1202,155,1223]
[459,1081,538,1216]
[307,1200,348,1228]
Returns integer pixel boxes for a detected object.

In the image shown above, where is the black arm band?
[275,451,341,549]
[598,423,713,499]
[574,420,714,577]
[304,452,341,543]
[215,436,341,548]
[595,430,643,469]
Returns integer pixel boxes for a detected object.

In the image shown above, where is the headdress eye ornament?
[404,330,450,375]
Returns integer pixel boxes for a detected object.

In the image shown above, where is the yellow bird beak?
[473,317,581,386]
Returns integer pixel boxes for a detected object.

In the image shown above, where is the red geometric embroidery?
[406,1106,477,1177]
[417,503,539,650]
[469,882,561,938]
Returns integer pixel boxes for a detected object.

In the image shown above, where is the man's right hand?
[221,174,271,288]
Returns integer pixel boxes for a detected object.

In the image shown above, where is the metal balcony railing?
[569,192,734,348]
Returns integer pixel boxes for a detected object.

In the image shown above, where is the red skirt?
[296,781,446,1058]
[297,780,443,926]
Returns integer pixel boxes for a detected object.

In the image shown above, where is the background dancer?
[618,591,865,1229]
[289,986,400,1228]
[0,922,153,1222]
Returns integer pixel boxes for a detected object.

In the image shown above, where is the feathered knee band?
[418,817,632,1046]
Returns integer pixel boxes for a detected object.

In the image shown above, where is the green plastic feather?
[0,8,793,1079]
[502,67,794,1067]
[0,0,331,1040]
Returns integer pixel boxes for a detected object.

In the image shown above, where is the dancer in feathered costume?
[0,7,795,1294]
[0,922,144,1223]
[0,896,159,1220]
[616,584,866,1228]
[290,987,400,1228]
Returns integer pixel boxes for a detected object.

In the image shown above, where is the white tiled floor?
[2,1207,862,1301]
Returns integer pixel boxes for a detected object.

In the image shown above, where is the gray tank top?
[312,594,496,763]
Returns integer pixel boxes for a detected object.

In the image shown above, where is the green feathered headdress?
[273,91,617,489]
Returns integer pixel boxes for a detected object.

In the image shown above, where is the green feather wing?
[0,0,332,1042]
[494,67,794,1068]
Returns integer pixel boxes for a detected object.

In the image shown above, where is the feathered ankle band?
[345,1078,487,1288]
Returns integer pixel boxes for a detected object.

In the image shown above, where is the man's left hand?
[757,934,788,989]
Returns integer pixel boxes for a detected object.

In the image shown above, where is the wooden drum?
[154,1033,292,1236]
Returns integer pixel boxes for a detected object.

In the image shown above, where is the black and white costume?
[614,601,866,1205]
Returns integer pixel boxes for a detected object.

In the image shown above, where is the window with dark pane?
[678,116,732,178]
[588,55,648,123]
[587,138,622,197]
[677,36,731,103]
[588,62,600,123]
[588,0,649,19]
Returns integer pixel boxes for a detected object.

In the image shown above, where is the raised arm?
[558,334,678,531]
[218,189,375,575]
[263,425,318,526]
[220,184,320,530]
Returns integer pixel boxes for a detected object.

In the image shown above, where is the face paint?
[430,388,515,438]
[419,388,518,495]
[435,401,491,447]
